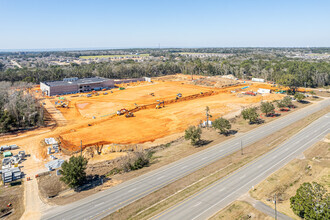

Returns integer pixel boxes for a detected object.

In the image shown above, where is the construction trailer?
[257,88,271,94]
[252,78,265,82]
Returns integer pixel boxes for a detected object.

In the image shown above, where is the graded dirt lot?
[52,78,283,152]
[0,75,284,163]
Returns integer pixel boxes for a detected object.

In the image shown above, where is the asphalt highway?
[152,113,330,220]
[42,98,329,220]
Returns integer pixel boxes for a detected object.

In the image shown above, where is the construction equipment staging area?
[40,76,148,96]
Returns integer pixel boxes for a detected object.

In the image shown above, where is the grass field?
[250,133,330,219]
[79,54,149,59]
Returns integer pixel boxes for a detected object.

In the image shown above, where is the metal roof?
[42,77,111,87]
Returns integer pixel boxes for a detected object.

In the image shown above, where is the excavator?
[156,100,165,109]
[116,108,128,115]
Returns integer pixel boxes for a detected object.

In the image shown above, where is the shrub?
[294,93,305,102]
[242,107,259,124]
[261,101,275,116]
[282,96,292,106]
[60,156,88,189]
[213,117,231,135]
[184,125,202,146]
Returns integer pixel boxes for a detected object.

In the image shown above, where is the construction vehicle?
[117,108,128,116]
[244,91,257,96]
[125,112,134,118]
[103,92,108,95]
[156,100,165,109]
[55,100,69,108]
[175,93,182,101]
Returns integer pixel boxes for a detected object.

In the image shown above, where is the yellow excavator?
[156,100,165,109]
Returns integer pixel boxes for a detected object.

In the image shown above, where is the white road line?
[128,188,136,192]
[193,202,202,207]
[94,202,104,207]
[157,176,165,180]
[239,174,246,179]
[201,157,208,161]
[218,188,225,192]
[180,165,188,170]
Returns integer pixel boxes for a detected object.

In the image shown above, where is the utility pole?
[274,193,277,220]
[240,140,243,155]
[206,106,210,128]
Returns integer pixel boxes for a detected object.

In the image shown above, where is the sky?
[0,0,330,50]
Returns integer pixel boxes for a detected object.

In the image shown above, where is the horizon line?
[1,46,329,53]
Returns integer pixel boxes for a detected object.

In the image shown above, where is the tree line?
[0,56,329,87]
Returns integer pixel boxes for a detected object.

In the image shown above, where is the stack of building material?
[53,144,59,153]
[0,145,19,151]
[10,155,21,164]
[1,167,22,184]
[50,155,57,160]
[9,144,19,150]
[45,138,57,145]
[1,158,11,169]
[18,151,25,159]
[45,159,64,171]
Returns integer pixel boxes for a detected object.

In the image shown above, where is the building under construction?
[40,77,150,96]
[40,77,115,96]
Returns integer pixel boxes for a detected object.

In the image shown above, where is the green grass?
[79,54,149,59]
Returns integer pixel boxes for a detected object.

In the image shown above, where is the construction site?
[34,75,284,157]
[0,74,288,169]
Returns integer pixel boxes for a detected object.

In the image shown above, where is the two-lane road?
[152,113,330,220]
[43,99,329,220]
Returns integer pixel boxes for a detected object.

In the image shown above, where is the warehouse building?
[40,77,115,96]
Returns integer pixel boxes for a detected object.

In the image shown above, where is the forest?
[0,55,329,88]
[0,82,44,133]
